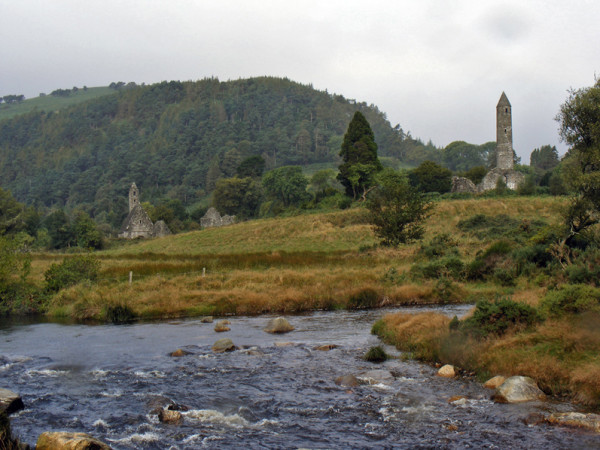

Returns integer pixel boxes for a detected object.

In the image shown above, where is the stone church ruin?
[119,183,172,239]
[200,207,235,229]
[452,92,524,193]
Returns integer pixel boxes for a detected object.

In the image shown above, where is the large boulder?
[0,388,23,415]
[36,431,112,450]
[264,317,294,334]
[546,412,600,432]
[212,338,236,353]
[492,376,546,403]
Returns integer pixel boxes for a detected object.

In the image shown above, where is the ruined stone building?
[200,207,235,229]
[452,92,524,193]
[119,183,172,239]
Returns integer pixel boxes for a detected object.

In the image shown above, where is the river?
[1,305,599,449]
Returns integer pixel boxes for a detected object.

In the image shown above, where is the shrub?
[457,214,545,241]
[492,267,516,286]
[461,298,541,338]
[432,277,462,303]
[44,255,100,293]
[415,256,465,280]
[449,315,460,330]
[104,304,135,324]
[565,247,600,285]
[419,233,459,259]
[466,240,513,281]
[364,345,388,362]
[540,284,600,317]
[347,288,379,309]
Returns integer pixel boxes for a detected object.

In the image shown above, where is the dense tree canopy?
[443,141,495,172]
[0,77,422,229]
[213,177,263,218]
[262,166,310,207]
[408,161,452,193]
[530,145,560,171]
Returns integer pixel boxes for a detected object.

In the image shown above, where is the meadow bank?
[32,196,566,320]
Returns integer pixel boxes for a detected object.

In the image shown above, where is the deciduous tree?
[555,78,600,255]
[367,169,433,246]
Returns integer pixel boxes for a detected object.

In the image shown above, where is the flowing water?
[1,305,599,449]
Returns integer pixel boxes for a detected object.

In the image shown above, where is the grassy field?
[0,87,115,121]
[30,196,567,321]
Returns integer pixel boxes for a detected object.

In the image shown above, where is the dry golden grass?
[38,196,568,320]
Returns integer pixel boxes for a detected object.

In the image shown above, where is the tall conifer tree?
[337,111,382,199]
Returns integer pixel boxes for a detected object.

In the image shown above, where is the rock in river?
[212,338,237,353]
[158,408,183,425]
[547,412,600,433]
[483,375,506,389]
[264,317,294,334]
[214,321,230,332]
[36,431,112,450]
[492,376,546,403]
[335,375,360,387]
[0,388,23,415]
[437,365,456,378]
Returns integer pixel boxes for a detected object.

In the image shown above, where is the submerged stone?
[212,338,236,353]
[547,412,600,433]
[335,374,360,387]
[315,344,338,351]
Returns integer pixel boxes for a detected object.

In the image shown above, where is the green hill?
[0,77,436,229]
[0,86,116,121]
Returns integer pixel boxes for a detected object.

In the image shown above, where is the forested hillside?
[0,77,435,228]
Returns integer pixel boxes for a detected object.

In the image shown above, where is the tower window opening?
[505,108,508,113]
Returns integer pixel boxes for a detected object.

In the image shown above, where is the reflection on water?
[1,305,598,449]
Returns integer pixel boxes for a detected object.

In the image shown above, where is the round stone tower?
[129,182,140,212]
[496,92,513,170]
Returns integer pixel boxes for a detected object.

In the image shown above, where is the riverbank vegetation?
[374,77,600,409]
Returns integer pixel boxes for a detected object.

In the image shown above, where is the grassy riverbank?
[19,195,600,407]
[26,196,566,321]
[373,307,600,408]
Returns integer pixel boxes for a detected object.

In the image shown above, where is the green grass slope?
[0,87,115,121]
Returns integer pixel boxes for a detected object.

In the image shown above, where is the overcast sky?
[1,0,599,161]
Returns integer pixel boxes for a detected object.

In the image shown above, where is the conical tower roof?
[497,92,511,107]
